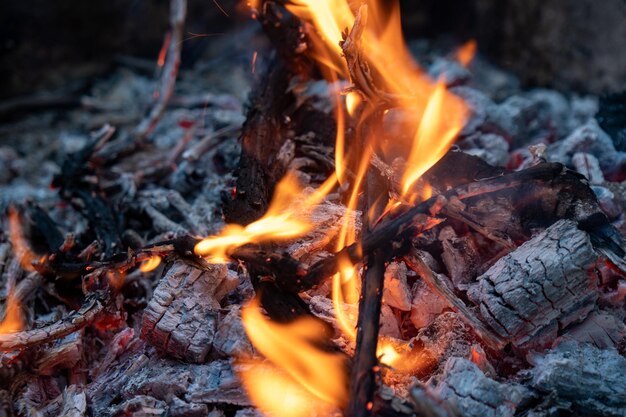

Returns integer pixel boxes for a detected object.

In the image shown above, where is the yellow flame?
[139,255,162,272]
[401,81,466,199]
[346,91,362,116]
[238,361,338,417]
[195,173,336,262]
[241,297,348,409]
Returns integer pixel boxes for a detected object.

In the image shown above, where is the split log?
[467,220,599,348]
[140,261,238,363]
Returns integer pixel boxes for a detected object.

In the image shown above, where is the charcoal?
[467,220,599,348]
[428,58,471,87]
[383,261,412,311]
[213,306,255,359]
[449,87,497,136]
[490,95,542,147]
[58,386,87,417]
[89,350,250,416]
[571,152,604,184]
[410,280,448,330]
[458,133,509,167]
[591,185,623,221]
[556,310,626,349]
[413,312,476,374]
[527,341,626,416]
[109,395,167,417]
[524,89,573,138]
[548,119,626,179]
[140,261,238,363]
[438,226,481,289]
[417,357,527,417]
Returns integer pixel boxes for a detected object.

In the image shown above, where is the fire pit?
[1,1,626,416]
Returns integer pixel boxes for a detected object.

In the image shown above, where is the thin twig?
[0,291,109,352]
[134,0,187,141]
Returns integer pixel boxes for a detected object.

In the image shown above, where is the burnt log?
[140,261,238,362]
[467,220,599,348]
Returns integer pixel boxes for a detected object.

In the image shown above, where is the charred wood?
[467,220,599,349]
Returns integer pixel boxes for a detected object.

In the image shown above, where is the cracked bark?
[467,219,599,348]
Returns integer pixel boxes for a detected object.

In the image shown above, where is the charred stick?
[348,112,388,417]
[0,291,109,352]
[403,249,507,351]
[134,0,187,141]
[297,162,567,291]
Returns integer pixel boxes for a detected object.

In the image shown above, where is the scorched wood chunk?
[467,220,599,348]
[140,261,238,362]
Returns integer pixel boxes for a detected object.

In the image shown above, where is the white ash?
[383,261,412,311]
[418,357,528,417]
[213,306,255,359]
[572,152,605,184]
[548,119,626,178]
[526,341,626,416]
[410,280,449,330]
[458,133,509,167]
[556,310,626,350]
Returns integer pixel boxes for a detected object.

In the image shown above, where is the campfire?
[1,1,626,416]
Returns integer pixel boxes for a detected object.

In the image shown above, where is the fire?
[139,255,162,272]
[240,297,348,415]
[400,81,466,200]
[456,39,477,67]
[0,291,25,334]
[194,172,336,262]
[236,0,471,410]
[8,207,37,271]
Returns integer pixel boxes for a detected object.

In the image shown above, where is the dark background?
[1,0,625,99]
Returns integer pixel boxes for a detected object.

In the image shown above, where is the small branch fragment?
[0,291,109,352]
[134,0,187,141]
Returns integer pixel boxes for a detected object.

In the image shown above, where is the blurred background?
[1,0,625,101]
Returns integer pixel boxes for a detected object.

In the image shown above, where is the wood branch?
[222,56,295,225]
[134,0,187,141]
[294,161,623,293]
[348,112,389,417]
[0,291,109,352]
[403,250,507,351]
[467,219,600,348]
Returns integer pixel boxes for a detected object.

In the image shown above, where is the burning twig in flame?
[194,173,336,262]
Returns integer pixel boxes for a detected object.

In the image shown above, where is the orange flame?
[0,291,25,334]
[240,297,348,414]
[456,39,477,67]
[195,173,336,262]
[139,255,162,272]
[8,207,36,271]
